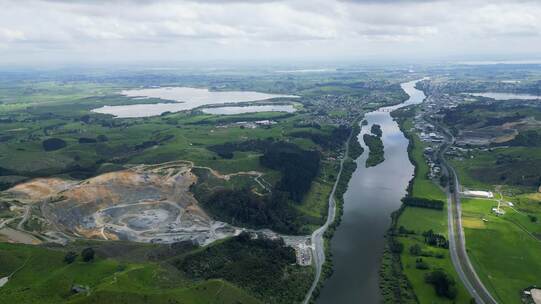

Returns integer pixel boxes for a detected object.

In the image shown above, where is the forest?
[201,189,303,234]
[178,232,311,304]
[209,140,321,202]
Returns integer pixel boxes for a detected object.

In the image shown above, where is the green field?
[392,116,471,303]
[437,85,541,303]
[461,197,541,304]
[0,242,261,304]
[450,146,541,194]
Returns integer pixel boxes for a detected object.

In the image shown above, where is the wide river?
[316,79,426,304]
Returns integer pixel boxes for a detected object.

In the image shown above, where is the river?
[316,79,426,304]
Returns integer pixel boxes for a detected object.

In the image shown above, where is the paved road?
[446,166,498,304]
[434,120,498,304]
[302,131,351,304]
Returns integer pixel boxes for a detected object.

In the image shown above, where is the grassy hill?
[0,241,261,304]
[0,233,313,304]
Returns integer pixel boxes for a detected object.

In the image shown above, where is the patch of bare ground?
[3,162,256,245]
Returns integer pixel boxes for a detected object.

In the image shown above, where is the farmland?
[381,111,471,304]
[0,68,409,303]
[426,75,541,303]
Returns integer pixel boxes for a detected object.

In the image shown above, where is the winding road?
[302,130,352,304]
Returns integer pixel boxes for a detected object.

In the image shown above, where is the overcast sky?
[1,0,540,65]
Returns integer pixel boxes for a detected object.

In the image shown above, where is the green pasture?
[450,147,541,193]
[461,197,541,304]
[0,242,260,304]
[395,117,470,304]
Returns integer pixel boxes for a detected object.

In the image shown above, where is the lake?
[92,87,298,118]
[467,92,540,100]
[316,79,425,304]
[201,105,296,115]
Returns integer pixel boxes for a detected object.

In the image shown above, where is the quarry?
[0,162,240,245]
[0,162,312,265]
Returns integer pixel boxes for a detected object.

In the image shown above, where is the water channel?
[317,79,426,303]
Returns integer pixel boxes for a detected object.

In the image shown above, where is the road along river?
[315,79,425,304]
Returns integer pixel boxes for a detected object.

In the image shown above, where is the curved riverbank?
[302,123,359,304]
[315,80,426,303]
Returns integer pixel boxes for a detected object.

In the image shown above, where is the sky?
[1,0,541,65]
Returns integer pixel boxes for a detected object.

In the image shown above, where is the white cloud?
[0,27,25,42]
[0,0,539,64]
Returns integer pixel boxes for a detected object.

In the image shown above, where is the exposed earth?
[1,162,242,245]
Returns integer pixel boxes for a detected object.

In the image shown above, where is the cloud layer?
[1,0,540,64]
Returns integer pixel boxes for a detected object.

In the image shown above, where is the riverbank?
[305,118,362,303]
[316,79,423,304]
[382,106,471,303]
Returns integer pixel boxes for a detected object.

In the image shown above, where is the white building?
[462,190,494,198]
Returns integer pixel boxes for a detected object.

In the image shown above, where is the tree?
[425,269,457,299]
[371,124,383,137]
[64,251,77,264]
[81,247,95,262]
[389,239,403,253]
[439,174,448,187]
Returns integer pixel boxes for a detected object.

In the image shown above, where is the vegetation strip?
[379,106,472,303]
[302,118,362,304]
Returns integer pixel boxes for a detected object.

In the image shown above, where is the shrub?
[64,251,77,264]
[389,239,404,253]
[78,137,97,144]
[409,244,422,256]
[425,269,457,299]
[81,247,95,262]
[398,225,415,235]
[415,258,429,270]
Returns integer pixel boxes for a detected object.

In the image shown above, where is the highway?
[434,119,499,304]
